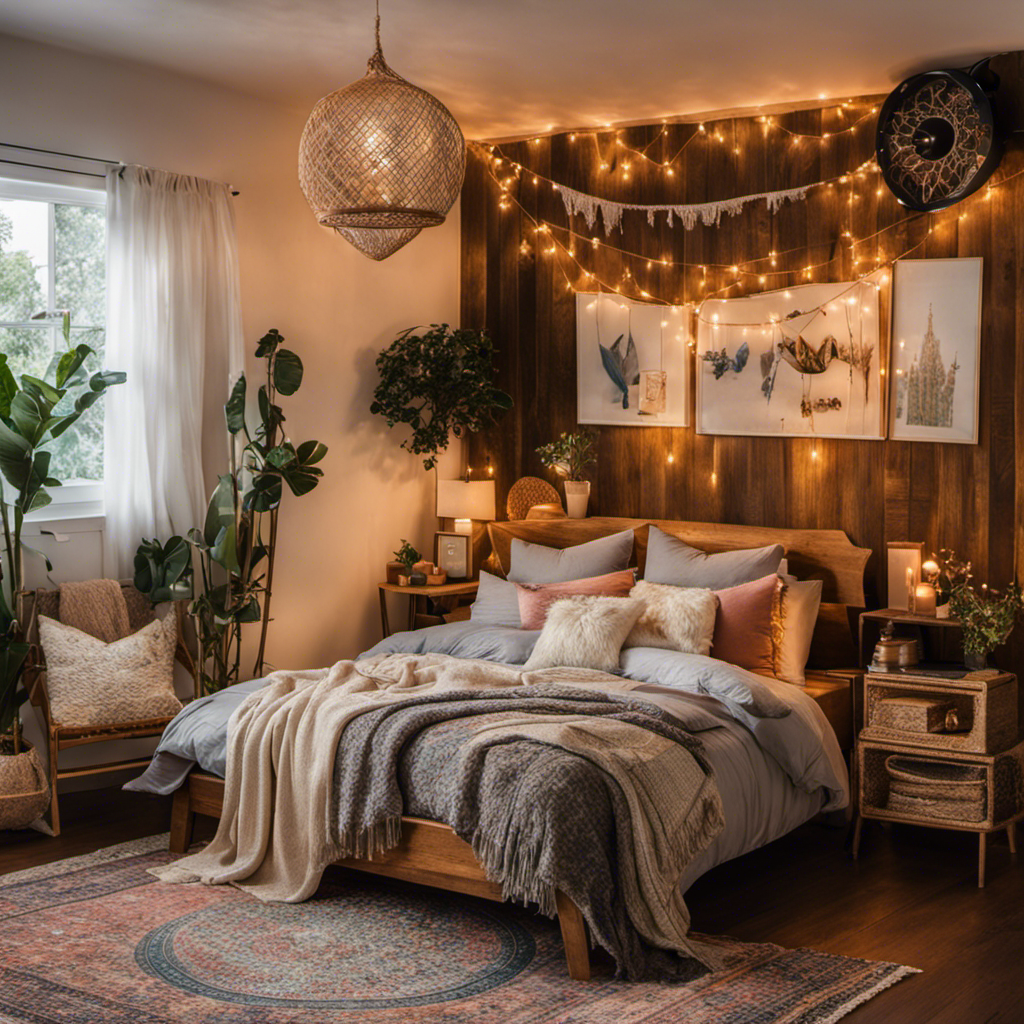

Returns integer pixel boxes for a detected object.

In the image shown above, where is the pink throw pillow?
[712,573,781,674]
[515,570,637,630]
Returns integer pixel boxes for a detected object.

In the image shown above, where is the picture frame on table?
[435,532,472,580]
[886,541,924,611]
[889,257,982,445]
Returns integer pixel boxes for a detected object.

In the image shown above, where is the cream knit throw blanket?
[152,652,722,961]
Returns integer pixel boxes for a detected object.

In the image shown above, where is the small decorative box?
[875,695,955,734]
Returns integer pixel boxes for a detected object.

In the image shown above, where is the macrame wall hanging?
[298,1,466,260]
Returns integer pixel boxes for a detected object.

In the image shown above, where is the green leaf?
[0,419,32,491]
[281,464,323,497]
[56,344,93,389]
[203,474,237,548]
[247,473,282,512]
[9,392,48,445]
[89,370,127,391]
[27,490,52,513]
[255,329,283,358]
[235,596,262,623]
[296,439,328,466]
[62,311,71,348]
[225,375,247,435]
[266,443,296,469]
[257,385,285,435]
[273,349,304,396]
[210,523,239,575]
[0,355,16,419]
[20,375,63,408]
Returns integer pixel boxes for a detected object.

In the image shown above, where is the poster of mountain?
[889,258,982,444]
[695,281,883,439]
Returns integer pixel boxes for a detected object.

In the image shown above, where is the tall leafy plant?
[370,324,512,470]
[0,313,125,746]
[138,330,327,697]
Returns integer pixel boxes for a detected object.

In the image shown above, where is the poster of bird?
[695,281,883,439]
[576,293,692,427]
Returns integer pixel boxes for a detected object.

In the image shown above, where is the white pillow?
[508,529,634,584]
[773,576,823,686]
[643,526,784,588]
[470,570,522,628]
[523,595,645,673]
[38,613,182,727]
[624,580,718,655]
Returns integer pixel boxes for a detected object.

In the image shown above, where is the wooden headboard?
[485,517,872,669]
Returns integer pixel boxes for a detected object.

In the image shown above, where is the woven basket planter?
[0,739,50,830]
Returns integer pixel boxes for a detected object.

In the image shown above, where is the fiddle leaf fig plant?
[370,324,513,470]
[135,329,328,697]
[0,311,125,747]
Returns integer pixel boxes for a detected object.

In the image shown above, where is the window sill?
[21,511,106,534]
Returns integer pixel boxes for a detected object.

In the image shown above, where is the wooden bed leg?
[978,832,987,888]
[1007,822,1017,855]
[555,890,591,981]
[169,785,195,854]
[851,813,863,859]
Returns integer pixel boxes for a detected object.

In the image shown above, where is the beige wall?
[0,34,461,776]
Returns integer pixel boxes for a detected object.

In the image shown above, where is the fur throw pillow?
[624,580,718,655]
[523,595,646,673]
[38,613,182,727]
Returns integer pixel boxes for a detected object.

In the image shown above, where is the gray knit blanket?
[338,682,724,981]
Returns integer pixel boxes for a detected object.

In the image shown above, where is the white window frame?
[0,174,106,522]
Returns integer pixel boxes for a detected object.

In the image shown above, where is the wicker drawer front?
[859,739,1024,831]
[862,672,1017,754]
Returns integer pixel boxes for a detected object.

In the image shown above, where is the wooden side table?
[378,580,479,638]
[858,608,963,667]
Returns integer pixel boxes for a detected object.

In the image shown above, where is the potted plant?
[393,539,423,586]
[370,324,513,470]
[536,429,598,518]
[135,330,327,696]
[950,577,1023,671]
[0,312,124,827]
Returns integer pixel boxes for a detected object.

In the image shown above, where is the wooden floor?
[1,788,1022,1023]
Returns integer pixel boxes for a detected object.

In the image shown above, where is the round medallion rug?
[135,879,536,1009]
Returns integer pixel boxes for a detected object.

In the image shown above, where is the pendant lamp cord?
[374,0,382,56]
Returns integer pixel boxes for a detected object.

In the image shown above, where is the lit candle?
[914,582,936,617]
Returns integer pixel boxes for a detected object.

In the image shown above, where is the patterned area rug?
[0,836,918,1024]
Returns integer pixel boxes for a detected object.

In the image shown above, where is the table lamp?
[436,479,496,534]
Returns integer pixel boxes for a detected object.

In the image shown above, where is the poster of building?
[889,258,982,444]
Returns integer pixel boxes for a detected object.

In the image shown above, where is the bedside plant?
[950,578,1023,670]
[536,429,598,518]
[393,539,425,585]
[370,324,513,471]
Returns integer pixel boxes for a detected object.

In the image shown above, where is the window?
[0,176,106,517]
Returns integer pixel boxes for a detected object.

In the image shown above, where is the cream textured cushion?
[38,613,182,727]
[624,580,718,655]
[524,595,646,673]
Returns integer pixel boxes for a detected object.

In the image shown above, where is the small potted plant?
[393,540,425,586]
[536,429,598,518]
[949,568,1023,670]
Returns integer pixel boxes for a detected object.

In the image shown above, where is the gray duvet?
[127,622,848,972]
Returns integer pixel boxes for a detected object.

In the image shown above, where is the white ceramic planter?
[564,480,591,519]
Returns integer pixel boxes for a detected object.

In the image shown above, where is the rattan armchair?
[17,582,194,835]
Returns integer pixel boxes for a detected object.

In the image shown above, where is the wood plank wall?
[461,53,1024,683]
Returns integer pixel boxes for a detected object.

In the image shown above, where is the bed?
[129,519,870,981]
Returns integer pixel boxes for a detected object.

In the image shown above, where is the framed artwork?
[889,258,982,444]
[695,281,884,439]
[576,293,692,428]
[435,532,471,579]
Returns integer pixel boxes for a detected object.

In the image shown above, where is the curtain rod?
[0,142,240,196]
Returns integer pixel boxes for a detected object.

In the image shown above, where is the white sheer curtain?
[103,165,244,578]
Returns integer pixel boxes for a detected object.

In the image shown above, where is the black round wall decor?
[875,62,1002,212]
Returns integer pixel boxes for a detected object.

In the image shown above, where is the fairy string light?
[482,154,1024,327]
[517,100,879,179]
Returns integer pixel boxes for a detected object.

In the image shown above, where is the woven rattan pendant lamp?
[298,2,466,261]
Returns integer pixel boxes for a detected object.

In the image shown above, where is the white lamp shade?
[436,479,496,521]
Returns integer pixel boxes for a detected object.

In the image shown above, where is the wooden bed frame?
[167,518,871,981]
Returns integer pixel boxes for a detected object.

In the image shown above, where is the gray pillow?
[508,529,635,584]
[643,526,784,589]
[469,570,522,627]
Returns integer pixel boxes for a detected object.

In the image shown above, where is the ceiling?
[0,0,1021,138]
